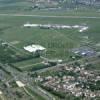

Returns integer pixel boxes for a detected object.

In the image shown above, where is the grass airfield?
[0,6,100,71]
[0,14,100,59]
[0,2,100,99]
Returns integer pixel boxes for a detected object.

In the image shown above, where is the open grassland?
[0,15,100,59]
[1,9,100,17]
[0,11,100,71]
[13,58,43,71]
[0,16,79,59]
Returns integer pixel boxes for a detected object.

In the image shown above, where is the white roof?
[79,26,88,32]
[72,25,80,28]
[24,24,39,27]
[0,91,2,94]
[16,81,25,87]
[24,44,46,53]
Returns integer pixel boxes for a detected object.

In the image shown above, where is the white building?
[24,44,46,53]
[24,23,39,28]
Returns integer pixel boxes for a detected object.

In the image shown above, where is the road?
[37,86,55,100]
[0,95,4,100]
[23,87,35,99]
[0,63,55,100]
[0,13,100,19]
[34,54,100,74]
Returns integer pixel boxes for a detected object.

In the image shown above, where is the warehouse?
[24,44,46,53]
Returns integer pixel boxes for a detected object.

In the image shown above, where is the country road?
[34,54,100,74]
[0,13,100,19]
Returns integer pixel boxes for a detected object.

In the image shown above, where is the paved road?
[23,87,35,99]
[0,95,4,100]
[0,13,100,19]
[0,63,55,100]
[34,54,100,74]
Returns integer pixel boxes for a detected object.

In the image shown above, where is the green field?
[0,14,100,59]
[13,58,44,71]
[0,9,100,71]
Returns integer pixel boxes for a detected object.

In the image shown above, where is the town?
[0,0,100,100]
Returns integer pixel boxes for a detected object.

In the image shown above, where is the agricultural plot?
[0,40,35,64]
[13,58,44,71]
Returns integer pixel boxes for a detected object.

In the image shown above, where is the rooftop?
[24,44,46,53]
[16,81,25,87]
